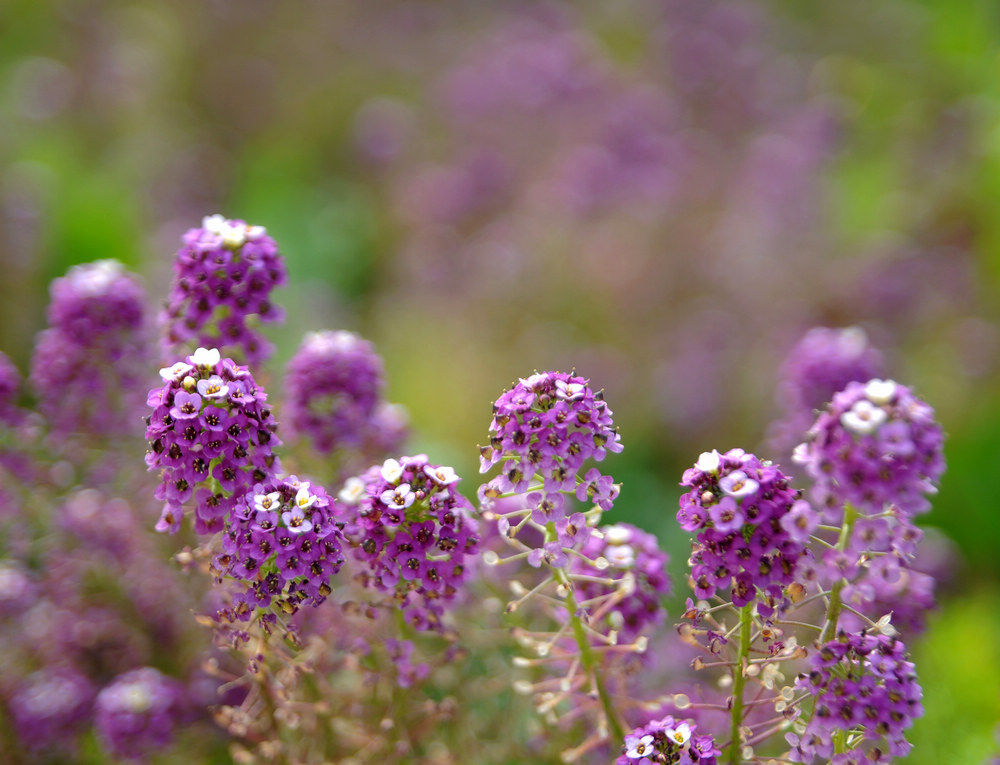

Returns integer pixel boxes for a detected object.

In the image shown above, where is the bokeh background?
[1,0,999,761]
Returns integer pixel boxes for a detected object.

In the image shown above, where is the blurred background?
[1,0,999,761]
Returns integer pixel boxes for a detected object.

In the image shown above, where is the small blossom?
[865,378,898,405]
[625,734,655,759]
[381,483,415,509]
[841,398,887,435]
[295,484,318,510]
[281,505,314,535]
[196,375,230,399]
[381,458,404,483]
[665,722,691,746]
[159,362,193,382]
[190,347,221,369]
[425,464,459,485]
[695,449,721,475]
[719,470,759,499]
[254,492,283,513]
[338,477,366,504]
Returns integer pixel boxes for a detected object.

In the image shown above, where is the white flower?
[695,449,721,475]
[246,224,266,240]
[68,260,122,296]
[304,329,359,355]
[202,214,228,235]
[864,378,898,405]
[605,544,635,569]
[665,722,692,746]
[841,399,887,435]
[791,442,810,465]
[159,361,193,382]
[254,492,283,513]
[119,682,153,714]
[338,477,366,505]
[603,524,633,546]
[295,484,318,510]
[190,347,221,369]
[381,458,403,483]
[424,464,459,485]
[625,734,655,759]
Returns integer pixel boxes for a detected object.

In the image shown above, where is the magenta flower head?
[788,631,922,763]
[616,714,719,765]
[161,215,286,368]
[334,454,480,631]
[794,379,945,517]
[30,259,151,439]
[678,448,808,612]
[144,347,281,535]
[479,371,622,514]
[284,330,406,459]
[217,476,345,620]
[94,667,185,761]
[570,523,670,642]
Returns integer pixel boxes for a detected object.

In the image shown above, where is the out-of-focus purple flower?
[795,379,945,517]
[95,667,184,761]
[571,523,670,642]
[161,215,286,368]
[29,260,151,440]
[10,667,93,751]
[0,351,24,427]
[284,330,407,462]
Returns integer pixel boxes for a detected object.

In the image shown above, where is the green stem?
[543,521,625,744]
[726,602,753,765]
[819,503,858,644]
[554,564,626,744]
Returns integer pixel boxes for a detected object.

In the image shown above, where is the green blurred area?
[1,0,999,761]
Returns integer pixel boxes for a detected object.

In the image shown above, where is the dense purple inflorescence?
[284,330,406,461]
[10,667,94,751]
[570,522,670,642]
[335,454,480,631]
[616,714,720,765]
[479,371,622,521]
[161,215,286,368]
[794,379,945,517]
[30,260,150,439]
[678,448,808,614]
[144,347,280,535]
[94,667,185,761]
[217,476,345,620]
[788,631,923,763]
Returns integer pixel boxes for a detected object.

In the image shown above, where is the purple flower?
[795,379,945,517]
[335,454,479,632]
[94,667,184,761]
[678,448,806,615]
[161,215,286,367]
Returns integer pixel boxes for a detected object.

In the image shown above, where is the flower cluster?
[570,523,670,642]
[161,215,286,368]
[94,667,185,761]
[10,668,94,750]
[0,350,23,427]
[336,455,480,631]
[217,476,345,620]
[795,379,945,517]
[479,371,622,530]
[678,448,807,612]
[144,347,280,535]
[29,260,150,439]
[788,631,922,763]
[284,330,407,461]
[616,714,720,765]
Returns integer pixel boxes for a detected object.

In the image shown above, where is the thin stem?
[726,602,753,765]
[819,503,858,643]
